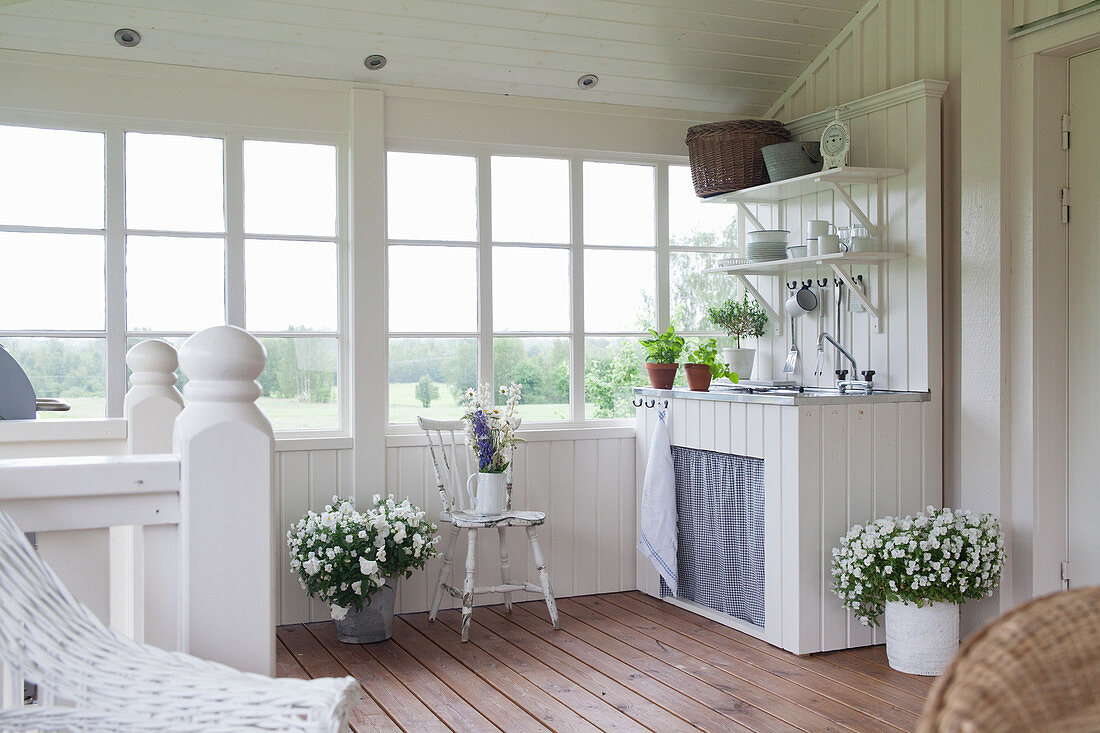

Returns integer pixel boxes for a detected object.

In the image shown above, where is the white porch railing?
[0,326,277,714]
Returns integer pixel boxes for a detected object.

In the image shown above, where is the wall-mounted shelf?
[702,166,904,242]
[703,252,905,333]
[701,167,906,335]
[701,166,904,205]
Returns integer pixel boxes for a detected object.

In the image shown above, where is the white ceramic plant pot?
[723,348,756,381]
[885,600,959,676]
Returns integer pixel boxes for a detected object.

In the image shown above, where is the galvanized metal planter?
[335,579,396,643]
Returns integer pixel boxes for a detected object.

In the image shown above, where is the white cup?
[849,235,877,252]
[785,287,818,318]
[806,220,834,238]
[817,233,841,254]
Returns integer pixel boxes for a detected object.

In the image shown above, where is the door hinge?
[1062,560,1071,585]
[1062,187,1071,224]
[1062,113,1071,150]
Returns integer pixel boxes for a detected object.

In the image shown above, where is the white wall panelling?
[636,395,937,654]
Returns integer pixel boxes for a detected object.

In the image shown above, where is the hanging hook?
[802,279,814,289]
[632,397,643,407]
[817,278,830,288]
[787,280,799,290]
[644,398,655,408]
[662,399,669,409]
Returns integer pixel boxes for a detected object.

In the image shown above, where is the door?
[1068,48,1100,587]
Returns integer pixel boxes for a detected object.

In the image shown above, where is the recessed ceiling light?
[577,74,598,90]
[364,54,387,70]
[114,28,141,47]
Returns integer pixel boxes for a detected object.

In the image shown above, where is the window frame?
[383,143,735,432]
[0,112,349,437]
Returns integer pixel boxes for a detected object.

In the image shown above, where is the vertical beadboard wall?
[277,433,637,625]
[748,82,944,402]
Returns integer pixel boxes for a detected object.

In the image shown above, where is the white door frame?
[1007,14,1100,604]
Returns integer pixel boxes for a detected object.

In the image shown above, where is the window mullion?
[225,134,245,327]
[477,153,493,390]
[105,125,127,417]
[569,155,584,422]
[656,163,670,333]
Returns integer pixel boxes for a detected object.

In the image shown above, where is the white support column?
[111,339,185,649]
[175,326,275,675]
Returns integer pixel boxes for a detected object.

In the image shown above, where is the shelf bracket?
[827,182,878,238]
[828,264,882,332]
[733,273,783,336]
[737,203,765,232]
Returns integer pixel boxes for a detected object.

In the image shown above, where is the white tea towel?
[638,409,678,596]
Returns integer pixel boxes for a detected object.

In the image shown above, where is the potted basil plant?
[707,293,769,381]
[639,326,685,389]
[683,338,735,392]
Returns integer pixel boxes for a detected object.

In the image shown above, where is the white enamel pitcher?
[466,471,507,516]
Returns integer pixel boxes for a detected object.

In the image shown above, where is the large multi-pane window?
[0,123,343,432]
[385,152,738,425]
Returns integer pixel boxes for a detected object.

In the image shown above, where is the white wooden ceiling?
[0,0,864,115]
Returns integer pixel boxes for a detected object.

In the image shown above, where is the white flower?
[360,557,379,576]
[303,557,321,576]
[352,580,363,595]
[376,547,387,563]
[330,604,349,621]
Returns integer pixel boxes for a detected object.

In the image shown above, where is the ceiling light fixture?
[114,28,141,47]
[577,74,598,90]
[364,54,387,70]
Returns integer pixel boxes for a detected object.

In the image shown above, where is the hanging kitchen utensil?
[784,316,799,375]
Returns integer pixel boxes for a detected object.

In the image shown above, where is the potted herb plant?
[707,293,769,381]
[288,495,439,643]
[832,506,1005,676]
[683,338,735,392]
[639,326,685,389]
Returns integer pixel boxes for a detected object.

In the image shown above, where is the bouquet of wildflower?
[287,494,439,620]
[461,382,523,473]
[832,506,1005,627]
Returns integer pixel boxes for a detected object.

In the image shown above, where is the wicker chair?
[920,586,1100,732]
[0,509,358,732]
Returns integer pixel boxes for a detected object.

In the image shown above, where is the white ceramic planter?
[723,348,756,381]
[884,600,959,675]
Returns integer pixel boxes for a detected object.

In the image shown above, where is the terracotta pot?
[645,362,679,389]
[683,363,713,391]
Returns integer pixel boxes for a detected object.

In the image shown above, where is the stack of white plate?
[746,230,789,262]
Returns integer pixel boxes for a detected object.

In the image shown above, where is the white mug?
[466,471,507,515]
[785,287,818,317]
[806,238,819,256]
[817,233,842,254]
[806,220,835,238]
[849,235,877,252]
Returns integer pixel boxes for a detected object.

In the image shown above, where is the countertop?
[633,385,931,406]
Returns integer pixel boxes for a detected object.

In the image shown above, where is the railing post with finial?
[110,339,186,648]
[175,326,275,675]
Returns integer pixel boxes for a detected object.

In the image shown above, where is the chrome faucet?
[819,332,872,394]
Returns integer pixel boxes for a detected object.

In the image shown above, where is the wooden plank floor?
[278,591,932,732]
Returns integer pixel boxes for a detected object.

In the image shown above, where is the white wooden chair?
[0,508,358,732]
[418,417,559,642]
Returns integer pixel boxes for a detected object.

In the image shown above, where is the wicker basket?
[685,119,791,197]
[919,586,1100,732]
[761,141,823,183]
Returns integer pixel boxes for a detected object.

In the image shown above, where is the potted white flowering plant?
[461,382,522,516]
[832,506,1005,676]
[288,494,439,643]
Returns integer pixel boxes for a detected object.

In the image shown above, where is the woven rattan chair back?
[0,508,357,731]
[919,586,1100,732]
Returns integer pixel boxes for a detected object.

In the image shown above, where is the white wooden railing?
[0,326,276,712]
